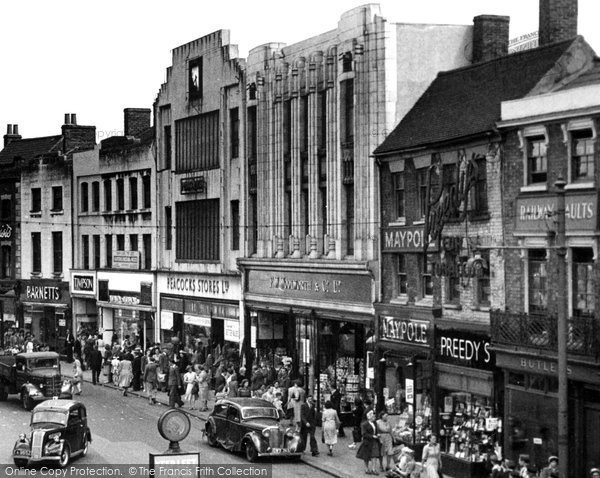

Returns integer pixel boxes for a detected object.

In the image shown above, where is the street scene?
[1,1,600,477]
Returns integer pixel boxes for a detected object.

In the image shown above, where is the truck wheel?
[13,458,27,467]
[21,393,34,411]
[0,386,8,401]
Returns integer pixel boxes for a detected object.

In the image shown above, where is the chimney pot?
[6,125,12,135]
[13,125,18,135]
[71,113,77,125]
[64,113,71,125]
[539,0,578,46]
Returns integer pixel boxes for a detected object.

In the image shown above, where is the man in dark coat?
[298,395,319,456]
[250,365,264,391]
[89,345,103,385]
[331,385,345,437]
[132,350,143,391]
[158,349,169,392]
[167,359,184,408]
[65,332,75,363]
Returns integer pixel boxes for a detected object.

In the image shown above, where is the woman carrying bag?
[356,410,380,475]
[322,400,341,456]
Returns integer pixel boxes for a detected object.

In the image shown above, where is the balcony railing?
[490,310,600,359]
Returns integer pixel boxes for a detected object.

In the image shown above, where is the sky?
[1,0,599,140]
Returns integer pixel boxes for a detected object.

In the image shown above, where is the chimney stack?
[124,108,151,138]
[3,124,22,147]
[539,0,578,46]
[472,15,510,63]
[61,113,96,153]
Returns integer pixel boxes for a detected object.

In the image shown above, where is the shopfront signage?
[224,320,240,343]
[515,193,597,232]
[161,311,173,330]
[109,290,141,306]
[380,316,429,347]
[181,176,206,195]
[405,378,414,402]
[22,280,69,304]
[247,270,371,304]
[184,315,211,327]
[159,273,240,301]
[435,329,494,370]
[495,352,600,385]
[382,226,434,253]
[71,273,96,297]
[0,223,12,239]
[113,251,140,270]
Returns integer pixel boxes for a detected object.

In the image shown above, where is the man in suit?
[298,395,319,456]
[132,350,143,391]
[89,345,103,385]
[168,359,184,408]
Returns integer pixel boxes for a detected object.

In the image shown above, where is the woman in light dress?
[72,354,83,395]
[376,411,394,472]
[421,434,442,478]
[321,400,341,456]
[118,353,133,397]
[183,365,197,409]
[197,366,210,411]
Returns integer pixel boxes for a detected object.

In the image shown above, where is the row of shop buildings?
[0,0,599,474]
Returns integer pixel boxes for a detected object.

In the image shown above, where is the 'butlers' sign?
[380,316,430,347]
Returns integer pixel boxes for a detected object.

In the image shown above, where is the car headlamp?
[53,435,60,443]
[19,433,26,441]
[262,429,270,438]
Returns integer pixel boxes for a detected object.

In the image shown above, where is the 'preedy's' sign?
[435,328,494,370]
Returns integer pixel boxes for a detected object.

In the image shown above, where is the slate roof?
[558,59,600,90]
[0,135,62,165]
[374,38,577,156]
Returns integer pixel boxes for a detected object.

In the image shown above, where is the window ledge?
[30,272,42,278]
[443,303,462,310]
[50,209,64,216]
[29,211,42,217]
[390,297,409,306]
[474,306,491,312]
[414,298,433,308]
[388,219,406,227]
[565,181,595,190]
[51,272,63,280]
[413,220,425,225]
[520,184,547,193]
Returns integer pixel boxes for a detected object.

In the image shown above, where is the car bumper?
[32,392,72,402]
[257,451,302,458]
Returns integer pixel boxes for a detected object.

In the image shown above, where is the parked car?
[0,351,72,410]
[13,399,92,467]
[205,397,301,462]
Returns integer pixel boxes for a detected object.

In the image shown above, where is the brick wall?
[124,108,151,137]
[472,15,509,63]
[62,125,96,153]
[539,0,578,46]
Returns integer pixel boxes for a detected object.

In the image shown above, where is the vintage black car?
[205,398,301,462]
[13,400,92,467]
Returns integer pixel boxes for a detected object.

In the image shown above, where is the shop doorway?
[584,403,600,471]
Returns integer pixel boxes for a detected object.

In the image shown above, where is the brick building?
[154,31,245,362]
[238,4,475,413]
[71,109,156,347]
[494,33,600,478]
[373,0,596,473]
[11,114,96,351]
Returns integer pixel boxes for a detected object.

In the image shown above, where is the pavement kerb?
[66,370,344,478]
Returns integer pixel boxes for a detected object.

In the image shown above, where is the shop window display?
[438,391,502,463]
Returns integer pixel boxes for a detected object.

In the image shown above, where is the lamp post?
[554,177,568,478]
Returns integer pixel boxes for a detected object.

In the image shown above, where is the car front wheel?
[244,441,258,462]
[206,426,218,448]
[58,447,70,468]
[81,438,89,457]
[13,458,27,467]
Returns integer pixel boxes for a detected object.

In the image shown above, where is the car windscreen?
[32,411,67,426]
[242,407,279,420]
[29,358,59,369]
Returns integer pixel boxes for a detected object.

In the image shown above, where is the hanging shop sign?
[113,251,140,270]
[247,269,371,304]
[435,328,494,370]
[515,193,597,232]
[161,311,173,330]
[21,280,69,304]
[0,223,13,239]
[109,290,141,306]
[380,316,430,347]
[424,151,480,252]
[224,320,240,343]
[181,176,206,195]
